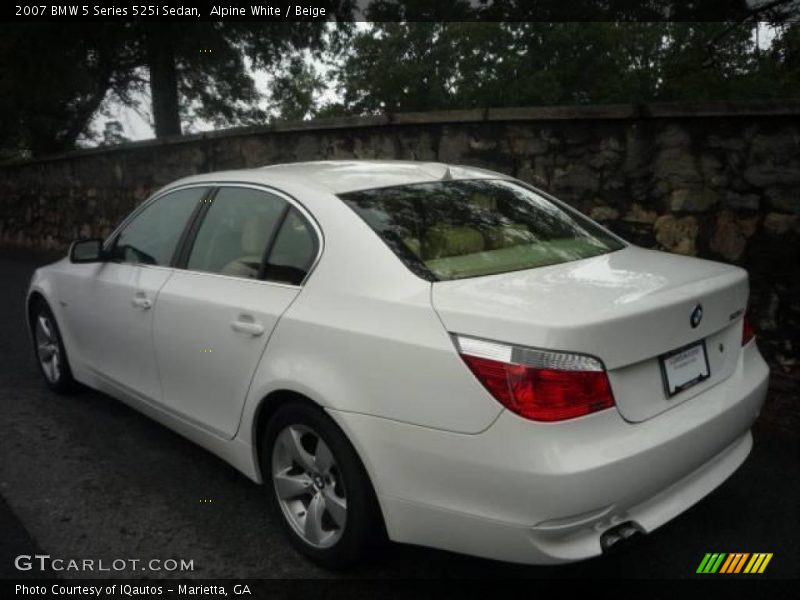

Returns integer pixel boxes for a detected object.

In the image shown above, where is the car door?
[152,185,320,438]
[60,186,209,402]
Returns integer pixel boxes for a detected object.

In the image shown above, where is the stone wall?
[0,101,798,374]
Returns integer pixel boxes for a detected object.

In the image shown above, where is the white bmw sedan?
[27,161,769,567]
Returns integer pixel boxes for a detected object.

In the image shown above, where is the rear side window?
[340,179,624,281]
[186,187,286,279]
[112,187,207,266]
[263,207,317,285]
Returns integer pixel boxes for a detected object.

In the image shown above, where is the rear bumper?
[329,342,769,565]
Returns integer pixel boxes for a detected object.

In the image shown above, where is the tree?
[100,121,130,147]
[0,14,354,157]
[268,57,326,121]
[146,26,182,137]
[144,21,340,133]
[329,20,799,115]
[0,24,143,157]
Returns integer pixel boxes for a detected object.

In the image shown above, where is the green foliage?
[0,24,143,157]
[0,20,340,157]
[268,56,326,122]
[2,11,797,159]
[178,22,333,127]
[330,21,800,114]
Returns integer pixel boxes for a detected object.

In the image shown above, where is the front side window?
[186,187,287,279]
[112,187,207,266]
[340,179,625,281]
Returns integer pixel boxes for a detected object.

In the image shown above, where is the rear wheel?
[30,299,78,394]
[262,401,383,569]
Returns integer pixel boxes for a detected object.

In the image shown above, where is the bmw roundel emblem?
[690,304,703,328]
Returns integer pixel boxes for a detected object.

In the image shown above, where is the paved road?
[1,255,797,579]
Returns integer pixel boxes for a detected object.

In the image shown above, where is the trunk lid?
[432,246,749,422]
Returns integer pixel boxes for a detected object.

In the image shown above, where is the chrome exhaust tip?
[600,521,645,553]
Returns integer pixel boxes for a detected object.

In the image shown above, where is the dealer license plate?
[659,340,710,397]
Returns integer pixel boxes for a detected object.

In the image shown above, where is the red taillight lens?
[742,314,755,346]
[456,336,615,422]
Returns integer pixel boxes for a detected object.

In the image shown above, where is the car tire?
[262,401,384,569]
[30,299,79,394]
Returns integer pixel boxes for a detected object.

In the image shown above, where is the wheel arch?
[26,289,52,341]
[251,388,388,532]
[252,388,311,476]
[27,289,47,321]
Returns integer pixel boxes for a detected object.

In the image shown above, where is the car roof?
[169,160,509,195]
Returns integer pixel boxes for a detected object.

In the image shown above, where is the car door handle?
[230,319,264,337]
[131,295,152,310]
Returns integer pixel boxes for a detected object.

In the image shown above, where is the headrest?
[484,224,536,250]
[423,225,485,259]
[241,216,270,255]
[403,237,422,257]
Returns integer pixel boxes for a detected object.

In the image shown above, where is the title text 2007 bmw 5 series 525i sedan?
[27,161,769,568]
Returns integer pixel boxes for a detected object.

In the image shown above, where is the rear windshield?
[339,179,625,281]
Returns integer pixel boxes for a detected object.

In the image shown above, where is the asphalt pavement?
[0,254,797,579]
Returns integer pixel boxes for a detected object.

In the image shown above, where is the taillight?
[454,334,615,422]
[742,312,755,346]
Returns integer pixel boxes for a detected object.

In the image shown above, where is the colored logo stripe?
[697,552,773,574]
[744,553,773,574]
[719,553,749,573]
[697,553,726,573]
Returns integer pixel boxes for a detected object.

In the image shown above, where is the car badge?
[690,304,703,329]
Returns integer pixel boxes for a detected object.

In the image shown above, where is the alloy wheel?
[34,314,61,383]
[271,424,348,548]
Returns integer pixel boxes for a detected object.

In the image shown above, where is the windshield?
[339,179,625,281]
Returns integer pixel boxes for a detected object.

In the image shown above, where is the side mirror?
[69,238,106,264]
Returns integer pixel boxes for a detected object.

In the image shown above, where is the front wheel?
[262,401,383,569]
[30,299,78,394]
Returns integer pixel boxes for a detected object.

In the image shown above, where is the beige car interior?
[402,192,537,261]
[219,214,274,278]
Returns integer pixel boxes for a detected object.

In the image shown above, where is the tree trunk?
[146,26,182,137]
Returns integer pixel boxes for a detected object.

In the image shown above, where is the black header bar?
[5,0,799,23]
